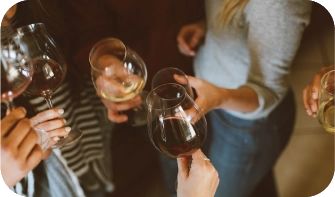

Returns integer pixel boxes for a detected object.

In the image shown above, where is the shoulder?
[244,0,312,26]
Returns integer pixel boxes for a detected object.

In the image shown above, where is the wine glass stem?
[43,94,54,109]
[5,100,15,115]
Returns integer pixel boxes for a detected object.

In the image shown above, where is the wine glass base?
[51,129,83,149]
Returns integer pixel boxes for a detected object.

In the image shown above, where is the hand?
[177,149,219,197]
[1,107,43,187]
[179,75,223,114]
[177,20,206,57]
[99,93,142,123]
[303,65,334,117]
[30,108,69,147]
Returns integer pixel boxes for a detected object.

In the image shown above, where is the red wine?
[25,59,65,96]
[152,117,205,158]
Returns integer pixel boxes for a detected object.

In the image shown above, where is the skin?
[1,107,43,187]
[1,107,68,187]
[177,149,219,197]
[302,65,334,117]
[176,21,259,115]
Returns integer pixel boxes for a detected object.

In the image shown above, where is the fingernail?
[58,109,64,114]
[311,105,316,112]
[63,119,67,124]
[53,136,60,142]
[65,127,71,133]
[306,109,311,115]
[312,93,317,100]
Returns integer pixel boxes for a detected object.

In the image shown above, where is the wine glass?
[152,67,194,99]
[89,37,148,127]
[146,83,207,158]
[317,70,334,134]
[1,39,50,152]
[11,23,83,148]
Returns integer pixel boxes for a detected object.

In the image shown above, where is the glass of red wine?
[89,37,148,127]
[1,39,50,151]
[11,23,83,148]
[146,83,207,158]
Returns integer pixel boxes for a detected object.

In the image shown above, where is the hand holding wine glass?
[11,23,83,148]
[146,83,207,158]
[1,107,44,187]
[317,69,334,134]
[90,38,148,127]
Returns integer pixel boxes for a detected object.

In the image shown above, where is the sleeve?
[243,0,312,115]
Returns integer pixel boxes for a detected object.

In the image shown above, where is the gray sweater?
[194,0,312,119]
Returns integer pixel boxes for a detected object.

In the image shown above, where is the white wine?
[318,98,335,134]
[100,76,145,102]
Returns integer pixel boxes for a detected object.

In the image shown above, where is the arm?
[240,0,312,115]
[186,0,312,116]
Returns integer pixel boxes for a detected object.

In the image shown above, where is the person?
[2,1,221,197]
[174,0,313,196]
[303,65,334,117]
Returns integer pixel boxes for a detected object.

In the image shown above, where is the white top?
[194,0,312,119]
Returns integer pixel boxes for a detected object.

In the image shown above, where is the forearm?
[218,86,259,113]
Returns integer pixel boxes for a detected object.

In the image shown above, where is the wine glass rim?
[147,83,190,110]
[89,37,127,71]
[15,23,46,33]
[321,70,335,96]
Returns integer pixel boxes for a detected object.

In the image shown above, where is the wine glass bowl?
[146,83,207,158]
[152,67,194,99]
[89,38,148,126]
[1,41,33,107]
[317,70,335,134]
[12,23,67,104]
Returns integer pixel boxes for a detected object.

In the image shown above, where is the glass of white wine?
[317,70,334,134]
[89,38,148,127]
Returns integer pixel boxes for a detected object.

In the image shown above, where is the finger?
[18,128,39,159]
[30,108,65,127]
[107,109,128,123]
[302,86,313,116]
[42,149,51,160]
[33,118,66,132]
[189,30,203,49]
[177,29,196,56]
[1,107,27,136]
[26,145,43,170]
[6,118,31,146]
[46,127,71,138]
[173,74,188,85]
[177,156,190,179]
